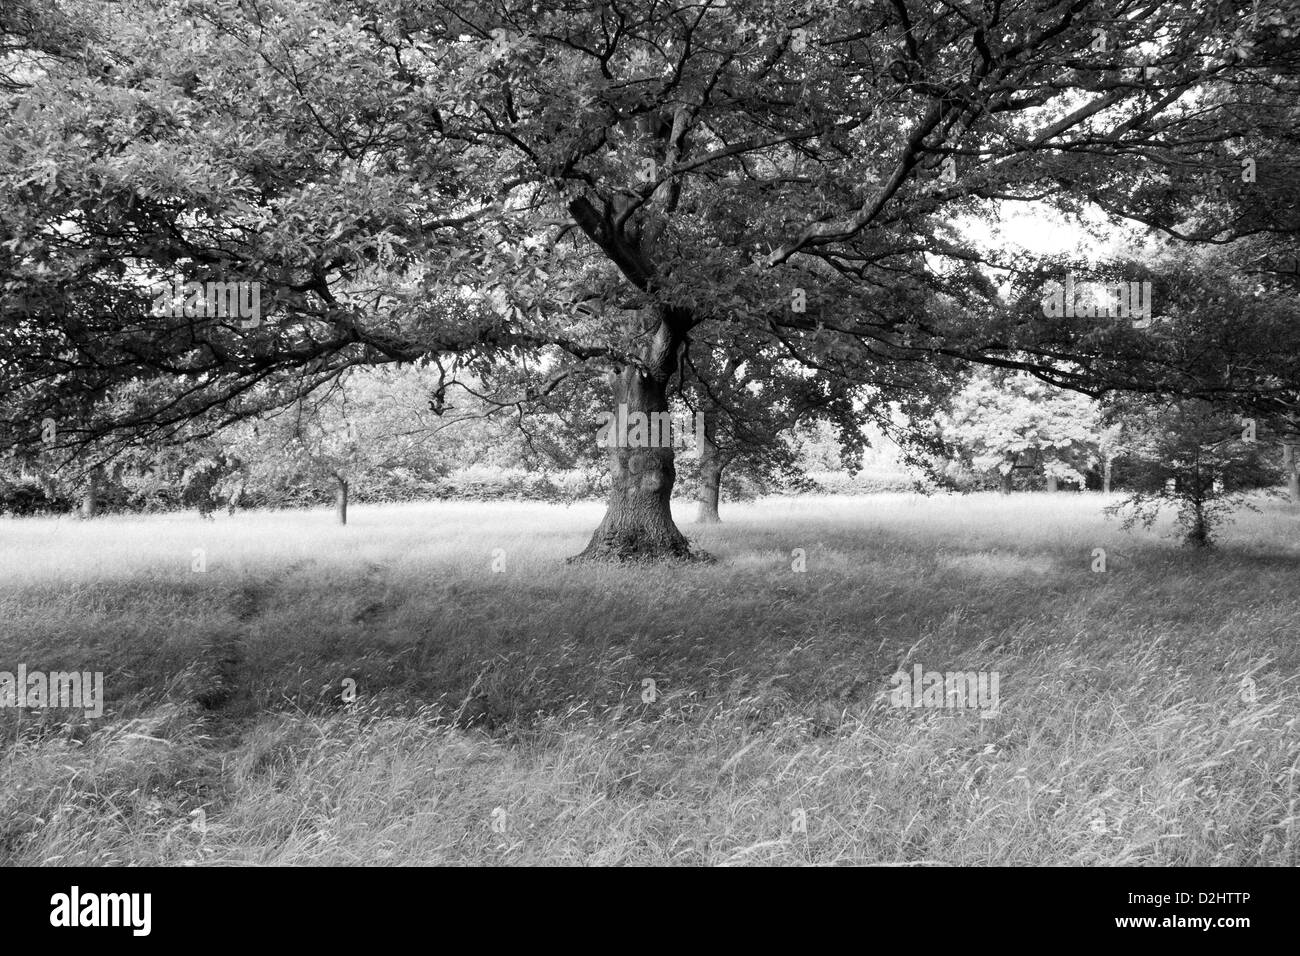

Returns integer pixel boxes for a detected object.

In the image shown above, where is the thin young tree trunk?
[1284,443,1299,503]
[696,426,724,524]
[80,466,101,518]
[1187,459,1210,547]
[1103,458,1113,494]
[1189,499,1210,547]
[334,475,348,525]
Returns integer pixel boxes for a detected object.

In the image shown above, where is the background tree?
[1283,441,1300,504]
[221,364,476,524]
[936,371,1102,492]
[678,341,868,523]
[1104,398,1283,547]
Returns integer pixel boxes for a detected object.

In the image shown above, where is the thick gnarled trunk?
[573,364,694,561]
[565,159,699,559]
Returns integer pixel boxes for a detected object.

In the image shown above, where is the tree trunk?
[696,427,724,524]
[1187,499,1211,548]
[335,475,348,525]
[572,326,697,561]
[1284,444,1299,503]
[564,180,699,559]
[79,466,101,519]
[1000,468,1014,494]
[1103,458,1113,494]
[1046,474,1058,493]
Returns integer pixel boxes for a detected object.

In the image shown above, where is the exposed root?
[566,531,713,564]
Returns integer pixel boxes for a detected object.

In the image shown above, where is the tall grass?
[1,493,1297,864]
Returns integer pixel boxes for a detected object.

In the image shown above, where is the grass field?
[1,492,1298,865]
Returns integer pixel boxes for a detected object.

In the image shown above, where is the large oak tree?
[2,0,1298,557]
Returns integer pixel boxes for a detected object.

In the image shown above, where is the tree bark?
[572,306,701,561]
[696,426,724,524]
[1103,458,1113,494]
[565,174,701,559]
[574,364,694,560]
[1000,467,1014,494]
[1046,474,1058,493]
[334,475,348,525]
[79,466,101,519]
[1284,444,1299,503]
[1188,498,1211,547]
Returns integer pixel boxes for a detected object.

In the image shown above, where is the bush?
[431,466,604,503]
[804,469,928,495]
[0,475,75,515]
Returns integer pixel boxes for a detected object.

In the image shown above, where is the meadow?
[1,493,1297,865]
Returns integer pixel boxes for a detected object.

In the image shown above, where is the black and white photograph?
[0,0,1295,918]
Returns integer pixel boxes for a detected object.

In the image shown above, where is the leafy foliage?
[1104,399,1283,547]
[936,371,1103,490]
